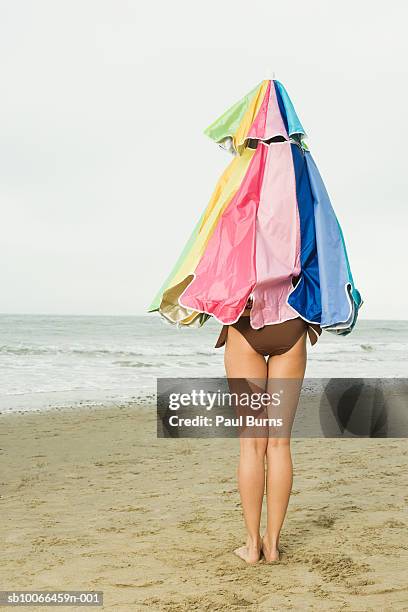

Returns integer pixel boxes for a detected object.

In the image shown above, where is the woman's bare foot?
[261,535,281,563]
[233,537,262,564]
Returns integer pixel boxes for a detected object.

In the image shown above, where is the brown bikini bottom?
[214,314,321,357]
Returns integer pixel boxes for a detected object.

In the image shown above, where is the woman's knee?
[239,436,268,459]
[266,436,291,457]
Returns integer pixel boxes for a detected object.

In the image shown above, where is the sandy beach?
[1,404,407,611]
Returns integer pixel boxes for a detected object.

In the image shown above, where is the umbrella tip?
[266,70,276,81]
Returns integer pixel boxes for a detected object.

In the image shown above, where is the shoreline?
[1,404,407,610]
[0,389,156,416]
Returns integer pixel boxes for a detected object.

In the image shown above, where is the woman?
[148,78,362,564]
[214,294,321,564]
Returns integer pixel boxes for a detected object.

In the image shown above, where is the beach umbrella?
[148,79,363,335]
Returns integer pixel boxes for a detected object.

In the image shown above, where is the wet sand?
[1,405,407,611]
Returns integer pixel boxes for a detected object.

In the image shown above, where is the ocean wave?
[0,345,218,358]
[112,360,163,368]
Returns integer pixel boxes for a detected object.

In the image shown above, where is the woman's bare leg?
[224,326,268,563]
[263,331,307,562]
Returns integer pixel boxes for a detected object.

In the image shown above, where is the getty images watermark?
[158,377,307,438]
[157,377,408,438]
[167,387,284,428]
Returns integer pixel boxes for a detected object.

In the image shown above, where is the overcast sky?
[1,0,407,318]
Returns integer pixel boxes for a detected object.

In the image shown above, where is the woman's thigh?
[224,326,267,379]
[267,330,307,379]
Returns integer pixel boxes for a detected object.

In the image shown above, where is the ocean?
[0,314,407,413]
